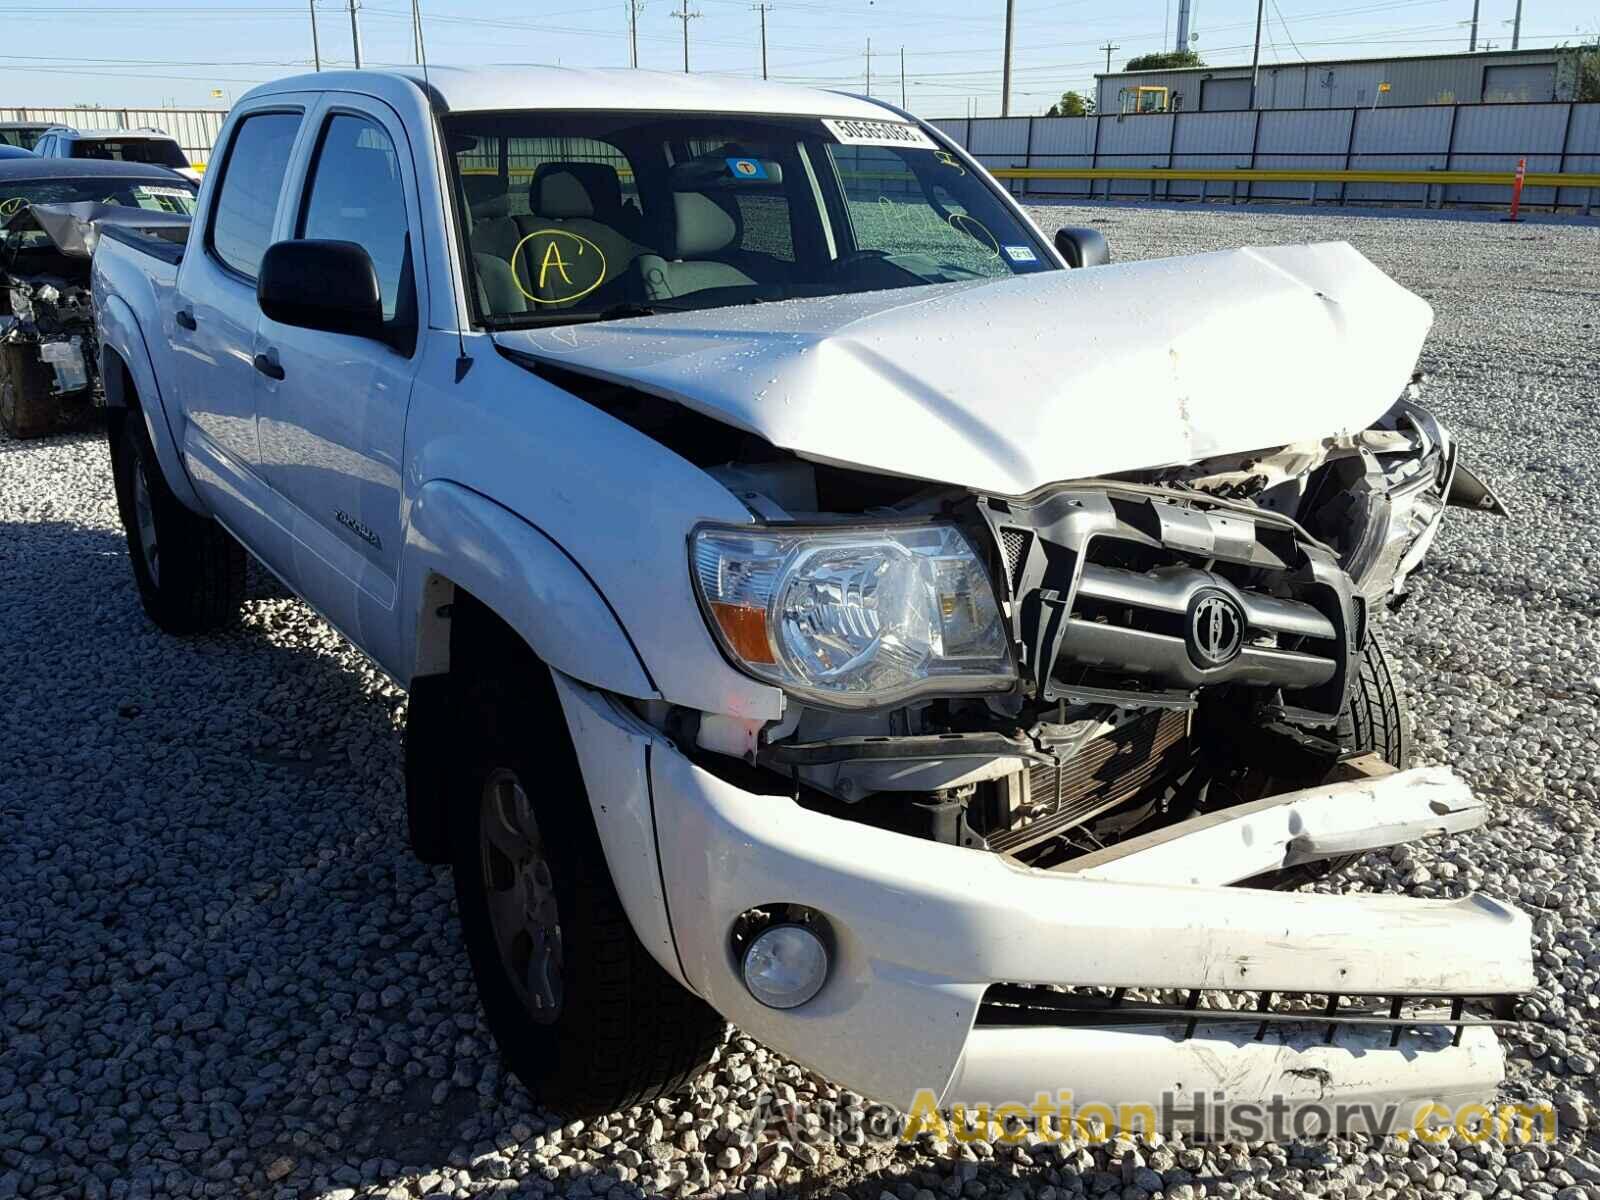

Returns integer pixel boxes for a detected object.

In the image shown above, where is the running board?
[1056,756,1486,886]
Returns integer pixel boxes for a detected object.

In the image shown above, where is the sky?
[1,0,1595,117]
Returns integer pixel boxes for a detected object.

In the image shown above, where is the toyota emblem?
[1187,589,1245,669]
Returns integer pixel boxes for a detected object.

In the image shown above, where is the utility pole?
[412,1,422,64]
[865,36,871,97]
[1510,0,1522,48]
[1000,0,1016,116]
[1468,0,1479,50]
[672,0,700,72]
[752,2,771,80]
[309,0,321,70]
[1174,0,1191,52]
[1248,0,1264,108]
[900,45,906,108]
[627,0,643,68]
[1100,41,1119,73]
[348,0,363,68]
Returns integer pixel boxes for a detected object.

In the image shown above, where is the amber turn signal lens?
[709,601,776,665]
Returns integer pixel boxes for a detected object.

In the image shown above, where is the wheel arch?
[97,296,205,513]
[403,581,690,989]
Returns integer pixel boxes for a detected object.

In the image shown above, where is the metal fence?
[0,107,227,165]
[933,101,1600,211]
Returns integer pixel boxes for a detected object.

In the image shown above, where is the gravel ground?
[2,200,1599,1200]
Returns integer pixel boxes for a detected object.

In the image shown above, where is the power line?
[1000,0,1016,115]
[626,0,643,67]
[1270,0,1310,61]
[347,0,363,67]
[672,0,701,71]
[752,2,772,79]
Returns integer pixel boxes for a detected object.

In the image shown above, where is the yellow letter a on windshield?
[539,240,576,289]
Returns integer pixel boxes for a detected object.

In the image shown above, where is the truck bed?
[98,221,186,267]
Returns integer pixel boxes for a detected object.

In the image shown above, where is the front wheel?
[110,413,246,634]
[1256,627,1413,889]
[448,673,725,1116]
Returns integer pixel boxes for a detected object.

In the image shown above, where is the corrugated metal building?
[1096,48,1572,114]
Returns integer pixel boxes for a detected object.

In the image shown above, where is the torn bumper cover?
[563,680,1532,1131]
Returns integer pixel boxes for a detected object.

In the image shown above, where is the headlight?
[691,524,1015,709]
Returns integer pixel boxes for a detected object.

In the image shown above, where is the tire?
[0,341,64,439]
[448,670,725,1116]
[1336,626,1412,773]
[1258,627,1413,889]
[111,411,246,634]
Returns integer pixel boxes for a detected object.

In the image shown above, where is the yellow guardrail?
[989,166,1600,188]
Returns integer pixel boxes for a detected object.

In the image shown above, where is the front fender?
[399,479,656,699]
[97,294,204,513]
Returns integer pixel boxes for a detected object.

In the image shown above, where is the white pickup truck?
[95,66,1530,1131]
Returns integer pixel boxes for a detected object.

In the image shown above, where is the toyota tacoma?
[93,66,1529,1128]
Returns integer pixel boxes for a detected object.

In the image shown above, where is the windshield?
[1,127,48,151]
[70,138,190,170]
[444,112,1054,328]
[0,178,197,224]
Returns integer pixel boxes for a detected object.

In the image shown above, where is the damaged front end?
[509,239,1525,1128]
[655,390,1525,1128]
[1,202,187,438]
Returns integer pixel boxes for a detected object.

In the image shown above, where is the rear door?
[254,96,424,642]
[170,101,308,540]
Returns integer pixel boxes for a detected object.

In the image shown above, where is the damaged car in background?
[94,68,1529,1131]
[1,158,193,437]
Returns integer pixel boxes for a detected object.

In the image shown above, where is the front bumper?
[556,676,1532,1128]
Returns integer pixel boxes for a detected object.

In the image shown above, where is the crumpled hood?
[494,241,1434,496]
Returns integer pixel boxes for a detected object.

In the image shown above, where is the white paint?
[244,66,899,123]
[947,1023,1507,1129]
[498,241,1435,496]
[1063,765,1487,886]
[644,700,1531,1111]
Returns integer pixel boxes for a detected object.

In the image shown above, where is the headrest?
[531,162,623,219]
[462,174,509,221]
[673,191,739,258]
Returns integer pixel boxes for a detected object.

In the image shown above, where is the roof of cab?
[240,65,897,121]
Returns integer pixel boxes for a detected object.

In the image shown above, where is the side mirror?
[1054,226,1111,269]
[258,239,384,340]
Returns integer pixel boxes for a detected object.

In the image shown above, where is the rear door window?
[208,111,303,279]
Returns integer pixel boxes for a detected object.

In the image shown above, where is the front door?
[254,99,424,653]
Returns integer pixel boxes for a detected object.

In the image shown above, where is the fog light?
[741,923,829,1009]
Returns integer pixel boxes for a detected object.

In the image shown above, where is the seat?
[508,163,646,308]
[636,191,762,302]
[474,252,528,314]
[462,173,514,234]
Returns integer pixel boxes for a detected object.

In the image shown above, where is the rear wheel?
[111,412,246,633]
[448,670,725,1116]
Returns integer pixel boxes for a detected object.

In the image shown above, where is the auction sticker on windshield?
[822,118,938,150]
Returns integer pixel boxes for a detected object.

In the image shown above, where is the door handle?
[252,352,285,381]
[174,309,196,330]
